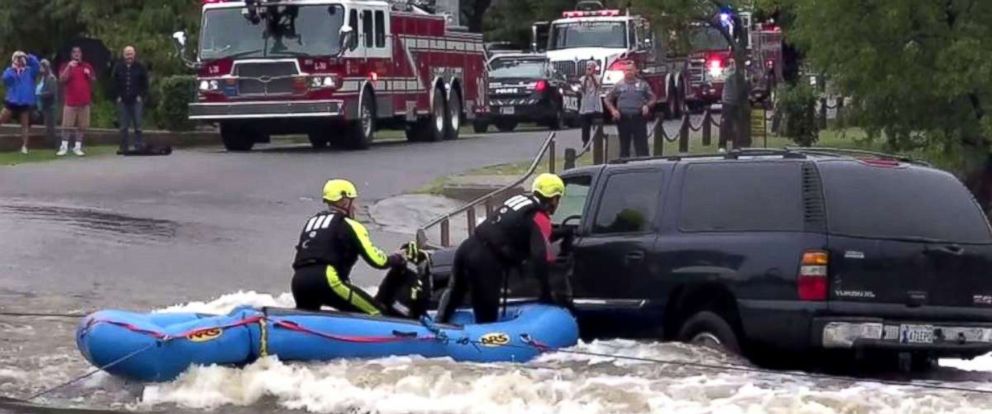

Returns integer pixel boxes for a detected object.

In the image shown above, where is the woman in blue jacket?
[2,51,40,154]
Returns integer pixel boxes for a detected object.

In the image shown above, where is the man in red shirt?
[58,46,96,156]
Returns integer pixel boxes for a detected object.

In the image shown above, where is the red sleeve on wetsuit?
[532,211,554,263]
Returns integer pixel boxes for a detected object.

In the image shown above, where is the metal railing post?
[652,119,664,156]
[416,132,558,247]
[593,124,605,165]
[564,148,577,170]
[440,218,450,247]
[548,138,556,173]
[701,109,712,146]
[679,113,690,153]
[466,207,476,237]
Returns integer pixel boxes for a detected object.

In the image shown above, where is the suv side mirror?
[171,30,198,69]
[339,25,355,54]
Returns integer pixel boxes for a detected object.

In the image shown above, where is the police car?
[474,53,579,133]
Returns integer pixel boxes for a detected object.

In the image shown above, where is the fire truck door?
[359,8,393,59]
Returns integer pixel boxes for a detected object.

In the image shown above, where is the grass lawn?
[0,145,119,166]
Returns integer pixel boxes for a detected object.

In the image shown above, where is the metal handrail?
[416,132,558,247]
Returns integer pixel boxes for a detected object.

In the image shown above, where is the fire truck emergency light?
[562,9,621,18]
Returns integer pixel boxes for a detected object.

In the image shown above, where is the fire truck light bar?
[562,9,620,18]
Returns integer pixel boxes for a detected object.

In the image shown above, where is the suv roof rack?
[784,146,931,167]
[607,148,808,164]
[607,147,931,167]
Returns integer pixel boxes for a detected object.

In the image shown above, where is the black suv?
[474,54,577,133]
[428,149,992,365]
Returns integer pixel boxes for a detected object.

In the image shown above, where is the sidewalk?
[0,124,218,152]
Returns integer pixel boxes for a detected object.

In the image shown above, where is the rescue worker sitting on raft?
[436,173,570,324]
[292,179,427,318]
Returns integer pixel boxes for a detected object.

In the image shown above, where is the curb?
[0,125,217,152]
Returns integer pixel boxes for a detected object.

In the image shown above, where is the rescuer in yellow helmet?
[437,173,568,324]
[291,179,407,315]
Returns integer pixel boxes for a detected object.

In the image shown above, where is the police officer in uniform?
[436,173,568,324]
[291,179,406,315]
[604,60,657,158]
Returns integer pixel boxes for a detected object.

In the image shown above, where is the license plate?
[899,324,934,344]
[500,106,515,115]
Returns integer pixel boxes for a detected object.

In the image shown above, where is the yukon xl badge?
[974,295,992,306]
[844,251,865,259]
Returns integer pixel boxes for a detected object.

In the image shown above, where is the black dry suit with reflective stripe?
[437,194,556,324]
[291,210,402,315]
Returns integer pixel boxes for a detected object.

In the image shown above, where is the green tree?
[787,0,992,206]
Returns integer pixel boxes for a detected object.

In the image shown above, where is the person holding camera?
[2,51,40,154]
[578,60,603,147]
[604,61,657,158]
[58,46,96,157]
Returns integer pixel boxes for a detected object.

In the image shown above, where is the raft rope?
[23,311,992,398]
[26,341,159,401]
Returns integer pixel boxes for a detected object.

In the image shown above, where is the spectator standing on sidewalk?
[2,51,40,154]
[58,46,95,157]
[36,59,59,148]
[112,46,149,153]
[604,61,656,158]
[577,60,603,147]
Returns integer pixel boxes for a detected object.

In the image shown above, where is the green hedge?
[155,75,196,131]
[775,83,819,147]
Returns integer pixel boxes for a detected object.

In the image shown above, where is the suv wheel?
[677,311,742,355]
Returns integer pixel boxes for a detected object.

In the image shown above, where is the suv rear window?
[680,162,804,232]
[820,163,992,243]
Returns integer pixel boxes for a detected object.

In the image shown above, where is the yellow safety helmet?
[532,173,565,199]
[322,179,358,202]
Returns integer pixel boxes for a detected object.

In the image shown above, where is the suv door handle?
[625,251,645,265]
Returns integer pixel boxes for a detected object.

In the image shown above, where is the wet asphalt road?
[0,128,590,314]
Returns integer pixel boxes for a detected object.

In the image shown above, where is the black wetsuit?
[291,209,402,315]
[436,194,555,324]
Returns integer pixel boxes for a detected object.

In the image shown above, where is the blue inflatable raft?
[75,304,578,382]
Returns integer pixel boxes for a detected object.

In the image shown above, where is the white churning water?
[126,291,992,413]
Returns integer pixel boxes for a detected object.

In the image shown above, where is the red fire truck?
[683,12,783,111]
[172,0,487,151]
[534,2,686,119]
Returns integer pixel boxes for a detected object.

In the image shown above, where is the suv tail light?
[798,250,828,301]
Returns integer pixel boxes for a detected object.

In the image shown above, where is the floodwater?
[4,291,992,414]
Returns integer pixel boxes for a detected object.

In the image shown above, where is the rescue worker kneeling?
[291,179,408,316]
[436,173,568,324]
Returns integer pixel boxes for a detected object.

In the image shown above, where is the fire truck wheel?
[345,89,376,150]
[445,88,462,140]
[673,84,686,119]
[426,85,447,142]
[220,123,255,152]
[494,119,518,133]
[472,121,488,134]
